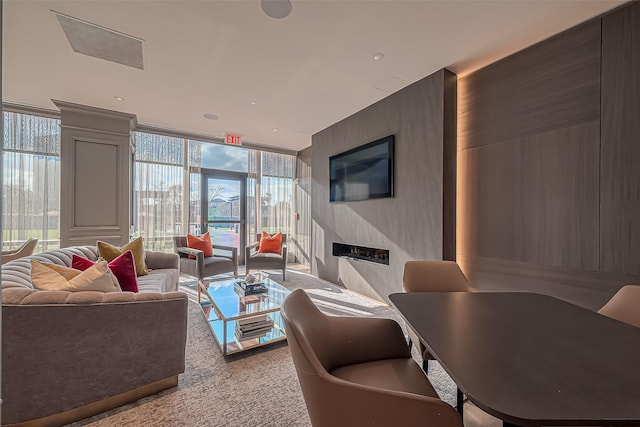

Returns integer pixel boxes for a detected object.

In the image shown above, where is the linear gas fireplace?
[333,243,389,265]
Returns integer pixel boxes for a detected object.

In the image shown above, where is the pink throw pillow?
[72,251,139,293]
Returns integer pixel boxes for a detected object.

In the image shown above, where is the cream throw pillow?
[31,259,121,292]
[41,262,82,281]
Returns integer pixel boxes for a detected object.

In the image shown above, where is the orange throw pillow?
[258,231,282,254]
[187,232,214,258]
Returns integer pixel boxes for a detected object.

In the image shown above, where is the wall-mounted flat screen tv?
[329,135,394,202]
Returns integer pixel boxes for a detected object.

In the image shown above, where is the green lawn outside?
[2,229,60,242]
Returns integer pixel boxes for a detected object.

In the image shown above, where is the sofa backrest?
[2,246,99,290]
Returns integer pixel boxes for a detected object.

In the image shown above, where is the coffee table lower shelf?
[200,301,287,356]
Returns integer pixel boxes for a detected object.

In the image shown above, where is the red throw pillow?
[72,251,138,293]
[258,231,282,254]
[187,232,214,258]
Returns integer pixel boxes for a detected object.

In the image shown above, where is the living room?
[3,1,640,426]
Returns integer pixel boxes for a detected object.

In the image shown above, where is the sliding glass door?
[201,170,246,264]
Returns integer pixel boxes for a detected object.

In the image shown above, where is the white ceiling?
[3,0,626,152]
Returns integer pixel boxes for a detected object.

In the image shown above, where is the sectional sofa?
[1,246,188,427]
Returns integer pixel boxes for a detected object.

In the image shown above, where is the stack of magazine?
[234,314,274,341]
[234,280,268,297]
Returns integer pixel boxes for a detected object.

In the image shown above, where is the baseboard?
[4,376,179,427]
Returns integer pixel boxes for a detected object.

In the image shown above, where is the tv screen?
[329,135,394,202]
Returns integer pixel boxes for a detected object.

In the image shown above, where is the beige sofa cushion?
[136,268,179,293]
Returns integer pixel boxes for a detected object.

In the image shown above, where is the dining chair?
[1,237,38,264]
[402,260,470,367]
[597,285,640,328]
[245,233,287,280]
[402,261,471,416]
[282,289,463,427]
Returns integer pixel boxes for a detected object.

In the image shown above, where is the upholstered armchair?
[282,289,463,427]
[245,233,287,280]
[173,236,238,301]
[402,260,470,415]
[598,285,640,328]
[1,237,38,264]
[402,261,470,367]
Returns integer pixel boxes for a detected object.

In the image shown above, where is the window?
[133,132,185,252]
[186,139,249,237]
[2,111,61,253]
[200,143,248,172]
[248,151,294,242]
[133,131,295,261]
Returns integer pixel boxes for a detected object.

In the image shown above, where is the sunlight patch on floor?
[304,288,384,309]
[310,298,378,317]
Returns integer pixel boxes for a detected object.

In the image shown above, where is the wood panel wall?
[458,2,640,310]
[600,1,640,276]
[311,69,456,302]
[459,22,601,150]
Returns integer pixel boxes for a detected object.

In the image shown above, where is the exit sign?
[224,133,242,146]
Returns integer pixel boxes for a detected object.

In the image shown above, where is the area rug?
[71,269,457,427]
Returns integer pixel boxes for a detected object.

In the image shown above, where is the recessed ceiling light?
[250,100,257,105]
[372,53,384,61]
[261,0,292,19]
[114,96,125,101]
[203,113,219,120]
[272,128,279,132]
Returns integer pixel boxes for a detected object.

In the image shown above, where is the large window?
[133,131,295,260]
[2,112,61,253]
[255,151,294,235]
[1,120,295,258]
[134,133,252,252]
[133,132,186,252]
[246,151,294,258]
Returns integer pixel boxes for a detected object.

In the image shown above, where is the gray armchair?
[1,237,38,264]
[245,233,287,281]
[173,236,238,302]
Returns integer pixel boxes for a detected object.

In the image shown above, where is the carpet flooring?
[70,269,462,427]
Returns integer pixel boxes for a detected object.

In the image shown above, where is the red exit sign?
[224,133,242,145]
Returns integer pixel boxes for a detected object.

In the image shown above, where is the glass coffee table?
[198,276,291,356]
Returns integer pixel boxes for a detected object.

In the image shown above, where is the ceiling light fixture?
[272,128,279,132]
[261,0,292,19]
[250,100,257,105]
[203,113,219,120]
[114,96,125,101]
[373,53,384,61]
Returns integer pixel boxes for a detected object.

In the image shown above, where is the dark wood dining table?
[389,292,640,427]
